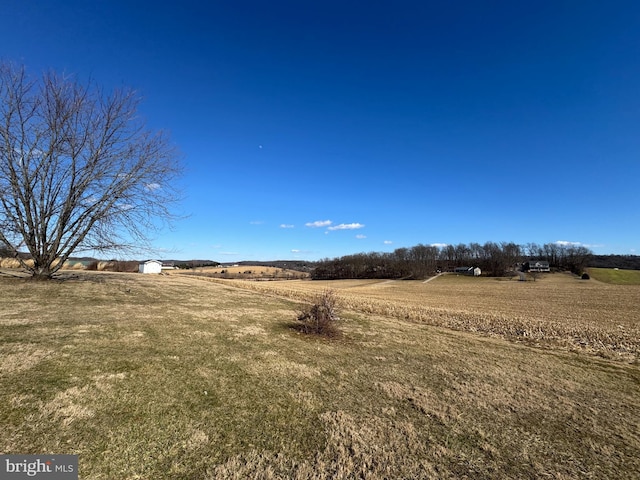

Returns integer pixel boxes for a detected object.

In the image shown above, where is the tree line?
[311,242,593,280]
[588,255,640,270]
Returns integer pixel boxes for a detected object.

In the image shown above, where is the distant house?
[454,266,482,276]
[138,260,163,274]
[524,261,550,272]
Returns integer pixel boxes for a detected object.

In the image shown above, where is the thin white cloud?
[116,203,134,211]
[555,240,605,249]
[327,223,364,231]
[430,243,448,248]
[306,220,332,228]
[291,249,313,254]
[14,147,43,160]
[145,182,161,191]
[383,240,393,245]
[249,220,265,225]
[555,240,582,247]
[280,224,295,229]
[81,195,99,206]
[355,234,366,239]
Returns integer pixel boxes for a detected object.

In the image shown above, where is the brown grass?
[175,265,310,280]
[0,271,638,478]
[198,273,640,362]
[0,258,32,269]
[0,257,105,272]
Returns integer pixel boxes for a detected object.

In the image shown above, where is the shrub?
[296,289,341,337]
[86,261,99,271]
[581,273,590,280]
[97,261,111,271]
[112,261,139,273]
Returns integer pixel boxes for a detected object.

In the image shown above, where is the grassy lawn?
[1,271,639,478]
[587,267,640,285]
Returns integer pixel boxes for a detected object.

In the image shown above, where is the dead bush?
[111,261,139,273]
[296,289,341,337]
[86,261,99,271]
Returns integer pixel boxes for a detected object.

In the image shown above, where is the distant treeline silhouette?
[587,254,640,270]
[312,242,594,280]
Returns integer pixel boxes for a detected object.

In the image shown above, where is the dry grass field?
[176,266,310,281]
[1,270,639,478]
[192,273,640,362]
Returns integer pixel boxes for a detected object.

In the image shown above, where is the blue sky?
[2,1,639,261]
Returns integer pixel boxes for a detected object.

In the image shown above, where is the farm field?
[587,267,640,285]
[1,270,639,478]
[178,265,310,280]
[194,273,640,362]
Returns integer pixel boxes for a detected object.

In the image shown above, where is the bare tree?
[0,63,182,279]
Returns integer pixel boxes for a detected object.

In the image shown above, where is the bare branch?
[0,62,182,279]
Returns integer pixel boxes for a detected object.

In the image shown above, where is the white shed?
[138,260,163,274]
[454,266,482,276]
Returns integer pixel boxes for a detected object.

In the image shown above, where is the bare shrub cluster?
[84,260,138,272]
[296,289,341,337]
[110,261,139,273]
[86,261,99,271]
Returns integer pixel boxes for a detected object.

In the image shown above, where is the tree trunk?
[30,264,55,280]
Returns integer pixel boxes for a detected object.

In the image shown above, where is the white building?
[526,261,550,272]
[454,266,482,276]
[138,260,163,274]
